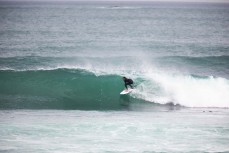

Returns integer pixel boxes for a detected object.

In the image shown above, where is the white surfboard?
[120,88,134,95]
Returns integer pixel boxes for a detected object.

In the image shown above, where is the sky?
[0,0,229,2]
[0,0,228,4]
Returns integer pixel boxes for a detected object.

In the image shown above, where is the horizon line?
[0,0,229,3]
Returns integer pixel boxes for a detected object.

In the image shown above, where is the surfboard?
[120,88,134,95]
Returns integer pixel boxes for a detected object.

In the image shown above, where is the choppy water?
[1,109,229,153]
[0,1,229,152]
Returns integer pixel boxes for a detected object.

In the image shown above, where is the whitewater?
[0,1,229,152]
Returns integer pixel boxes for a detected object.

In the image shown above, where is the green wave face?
[0,69,138,110]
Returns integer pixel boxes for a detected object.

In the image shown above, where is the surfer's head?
[122,77,127,80]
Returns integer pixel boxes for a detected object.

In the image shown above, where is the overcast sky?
[0,0,229,3]
[0,0,228,2]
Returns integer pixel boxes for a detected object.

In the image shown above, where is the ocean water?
[0,1,229,152]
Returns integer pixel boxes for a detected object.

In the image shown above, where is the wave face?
[0,69,127,110]
[0,68,229,109]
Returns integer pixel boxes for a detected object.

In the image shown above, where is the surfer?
[122,77,134,90]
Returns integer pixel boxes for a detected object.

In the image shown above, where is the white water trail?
[133,72,229,108]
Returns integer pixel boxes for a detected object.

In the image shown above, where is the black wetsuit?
[124,78,133,89]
